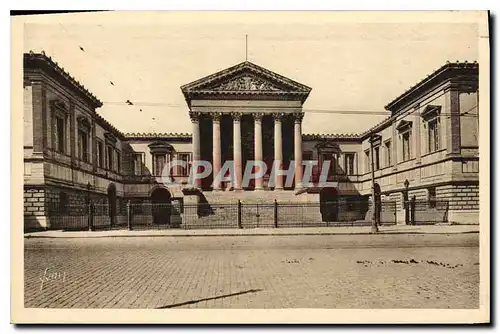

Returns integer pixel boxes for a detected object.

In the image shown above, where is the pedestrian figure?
[410,195,416,225]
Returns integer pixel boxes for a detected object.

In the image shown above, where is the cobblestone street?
[24,234,479,309]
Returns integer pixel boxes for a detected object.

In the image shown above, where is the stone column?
[190,111,201,189]
[212,113,222,191]
[273,113,284,190]
[253,113,264,190]
[445,89,461,155]
[232,113,242,190]
[294,113,304,189]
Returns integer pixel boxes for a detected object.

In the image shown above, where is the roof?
[385,61,479,113]
[95,113,126,140]
[124,132,361,142]
[180,61,312,104]
[24,51,103,109]
[124,132,192,141]
[359,115,393,140]
[302,133,361,141]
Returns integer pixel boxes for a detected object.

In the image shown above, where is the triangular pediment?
[181,61,311,103]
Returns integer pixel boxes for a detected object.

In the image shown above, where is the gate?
[240,203,275,228]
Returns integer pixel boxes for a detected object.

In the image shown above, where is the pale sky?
[21,12,480,135]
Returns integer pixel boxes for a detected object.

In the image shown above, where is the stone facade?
[23,53,480,230]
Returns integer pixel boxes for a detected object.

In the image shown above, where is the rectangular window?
[77,129,89,163]
[153,154,166,176]
[133,153,143,176]
[402,131,411,161]
[428,118,440,153]
[374,146,380,170]
[178,153,191,176]
[116,151,121,172]
[55,116,65,153]
[106,146,113,170]
[97,141,104,168]
[364,150,370,173]
[344,153,355,175]
[428,187,437,208]
[385,140,392,167]
[320,153,336,177]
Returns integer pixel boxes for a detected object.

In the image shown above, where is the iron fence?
[48,202,89,231]
[408,200,449,225]
[42,199,411,231]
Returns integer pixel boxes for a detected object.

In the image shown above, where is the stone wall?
[436,182,479,224]
[24,184,129,231]
[436,183,479,210]
[24,186,48,231]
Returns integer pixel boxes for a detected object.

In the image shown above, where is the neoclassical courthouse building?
[23,51,479,230]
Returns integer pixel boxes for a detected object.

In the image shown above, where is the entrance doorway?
[150,187,172,225]
[319,187,339,221]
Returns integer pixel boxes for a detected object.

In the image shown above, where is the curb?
[24,230,479,239]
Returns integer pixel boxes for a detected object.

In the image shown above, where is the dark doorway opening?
[319,187,339,221]
[151,187,172,225]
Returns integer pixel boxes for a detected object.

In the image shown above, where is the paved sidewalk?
[24,224,479,238]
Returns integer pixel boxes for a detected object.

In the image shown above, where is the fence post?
[410,196,416,226]
[127,200,132,231]
[274,199,278,228]
[88,200,94,232]
[237,200,242,229]
[394,201,397,225]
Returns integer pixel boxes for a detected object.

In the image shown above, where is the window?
[397,120,413,162]
[402,131,412,161]
[384,140,392,167]
[344,153,355,175]
[428,117,440,153]
[116,151,121,172]
[421,105,441,154]
[153,154,166,176]
[320,153,336,177]
[428,187,437,208]
[97,141,104,168]
[106,146,114,170]
[133,153,144,176]
[77,129,89,162]
[54,116,65,153]
[364,150,370,173]
[374,146,380,170]
[178,153,191,176]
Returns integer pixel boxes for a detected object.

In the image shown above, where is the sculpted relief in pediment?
[211,75,281,92]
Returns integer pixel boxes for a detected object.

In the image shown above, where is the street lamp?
[369,134,382,233]
[404,179,410,225]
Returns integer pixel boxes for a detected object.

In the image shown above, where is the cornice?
[124,132,193,141]
[302,133,361,141]
[24,51,103,109]
[385,61,479,113]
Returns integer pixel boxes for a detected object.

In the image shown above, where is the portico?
[181,61,312,191]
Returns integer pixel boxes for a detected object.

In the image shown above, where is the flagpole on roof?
[245,34,248,61]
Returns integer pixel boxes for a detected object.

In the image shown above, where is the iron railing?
[41,199,419,231]
[407,199,449,225]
